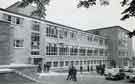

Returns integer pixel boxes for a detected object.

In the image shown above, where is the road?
[0,71,134,84]
[38,72,134,84]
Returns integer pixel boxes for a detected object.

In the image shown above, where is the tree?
[18,0,50,18]
[18,0,135,37]
[18,0,135,20]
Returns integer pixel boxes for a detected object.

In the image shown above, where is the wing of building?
[0,2,133,71]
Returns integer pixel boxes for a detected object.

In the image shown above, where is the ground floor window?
[65,61,69,66]
[33,58,42,65]
[14,39,24,48]
[60,61,64,67]
[53,61,58,67]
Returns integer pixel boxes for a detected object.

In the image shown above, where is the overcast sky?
[0,0,135,50]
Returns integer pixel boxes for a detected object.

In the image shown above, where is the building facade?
[86,26,133,67]
[0,5,133,71]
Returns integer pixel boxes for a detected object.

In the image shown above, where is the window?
[94,49,98,56]
[60,61,64,67]
[93,37,99,43]
[16,17,20,24]
[71,61,74,65]
[7,15,11,22]
[4,14,23,24]
[99,39,104,45]
[14,40,24,48]
[87,49,93,56]
[87,35,93,42]
[31,51,40,55]
[46,25,57,38]
[87,60,90,64]
[53,61,58,67]
[84,61,87,64]
[46,43,57,55]
[70,47,78,56]
[58,44,68,56]
[32,21,40,31]
[80,61,82,65]
[65,61,69,66]
[70,31,76,39]
[79,49,86,56]
[64,30,68,38]
[100,49,104,56]
[75,61,79,65]
[31,33,40,49]
[46,62,52,67]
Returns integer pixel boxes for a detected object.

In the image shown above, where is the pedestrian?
[46,64,50,72]
[72,66,77,81]
[80,66,83,73]
[91,66,93,71]
[37,64,42,73]
[66,65,73,80]
[87,65,90,72]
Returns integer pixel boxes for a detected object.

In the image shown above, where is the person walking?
[80,65,83,73]
[87,65,90,72]
[72,66,77,81]
[66,65,73,80]
[91,66,93,71]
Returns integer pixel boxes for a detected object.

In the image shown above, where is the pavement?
[1,71,134,84]
[37,71,134,84]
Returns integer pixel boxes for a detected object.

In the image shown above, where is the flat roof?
[86,26,131,32]
[0,8,112,38]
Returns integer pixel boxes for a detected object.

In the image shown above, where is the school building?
[0,2,133,71]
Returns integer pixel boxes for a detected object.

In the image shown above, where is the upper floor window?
[87,35,93,42]
[31,51,40,55]
[46,43,57,55]
[31,33,40,49]
[59,46,68,55]
[4,14,23,25]
[46,25,57,38]
[70,31,76,39]
[14,39,24,48]
[99,49,104,56]
[87,49,93,56]
[99,39,104,45]
[70,47,78,56]
[79,48,86,56]
[32,21,40,32]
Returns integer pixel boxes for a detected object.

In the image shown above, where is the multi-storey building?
[86,26,133,67]
[0,2,133,71]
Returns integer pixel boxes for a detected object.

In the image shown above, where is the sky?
[0,0,135,50]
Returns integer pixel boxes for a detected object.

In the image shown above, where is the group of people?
[66,65,77,81]
[37,63,51,73]
[96,64,105,75]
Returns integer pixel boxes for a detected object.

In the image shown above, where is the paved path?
[37,71,134,84]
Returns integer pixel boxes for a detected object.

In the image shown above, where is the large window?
[60,61,64,67]
[31,51,40,55]
[4,14,23,24]
[32,21,40,32]
[87,49,93,56]
[14,40,24,48]
[87,35,93,42]
[99,39,104,45]
[46,43,57,55]
[94,49,98,56]
[79,49,86,56]
[59,46,68,55]
[31,33,40,49]
[70,31,76,39]
[46,25,57,38]
[70,47,78,56]
[99,49,104,56]
[53,61,58,67]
